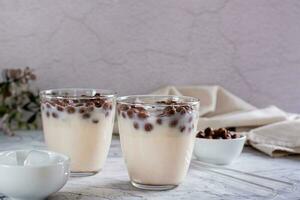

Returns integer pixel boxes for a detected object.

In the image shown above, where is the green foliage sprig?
[0,67,40,136]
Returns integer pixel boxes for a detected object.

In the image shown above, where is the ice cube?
[24,150,51,166]
[0,151,18,165]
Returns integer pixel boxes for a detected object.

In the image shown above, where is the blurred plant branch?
[0,67,40,136]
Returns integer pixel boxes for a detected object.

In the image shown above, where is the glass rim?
[117,95,200,107]
[40,88,117,99]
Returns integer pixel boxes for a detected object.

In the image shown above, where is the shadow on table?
[48,180,165,200]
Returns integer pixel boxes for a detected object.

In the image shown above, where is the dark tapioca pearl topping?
[94,93,101,97]
[176,106,187,115]
[127,109,134,118]
[176,106,183,112]
[137,111,149,119]
[79,107,86,114]
[196,131,205,138]
[144,123,153,132]
[188,116,193,123]
[169,119,178,127]
[57,106,64,112]
[204,127,213,137]
[105,112,109,117]
[95,102,102,108]
[133,122,139,129]
[92,119,99,124]
[75,103,84,107]
[46,111,50,117]
[82,113,90,119]
[180,126,186,132]
[197,127,240,139]
[109,104,113,110]
[218,128,228,139]
[122,112,126,119]
[156,118,162,125]
[52,112,58,118]
[164,106,175,116]
[67,106,76,114]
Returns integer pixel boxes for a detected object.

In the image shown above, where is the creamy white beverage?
[40,89,116,174]
[117,96,200,190]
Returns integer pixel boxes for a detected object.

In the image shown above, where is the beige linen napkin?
[150,85,299,157]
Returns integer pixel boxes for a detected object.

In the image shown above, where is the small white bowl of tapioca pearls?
[194,127,246,165]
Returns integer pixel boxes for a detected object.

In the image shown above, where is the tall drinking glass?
[117,95,200,190]
[40,89,116,176]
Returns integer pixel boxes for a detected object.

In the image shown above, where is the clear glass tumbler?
[40,88,116,176]
[117,95,200,190]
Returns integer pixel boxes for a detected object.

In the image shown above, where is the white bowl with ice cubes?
[0,150,70,200]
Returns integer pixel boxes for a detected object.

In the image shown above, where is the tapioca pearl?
[133,122,139,130]
[109,104,113,110]
[79,107,86,114]
[164,106,176,116]
[92,119,99,124]
[137,111,149,119]
[46,111,50,117]
[144,123,153,132]
[127,109,134,118]
[122,112,126,119]
[188,116,193,123]
[82,113,90,119]
[52,112,58,118]
[169,119,178,127]
[180,126,186,132]
[156,118,162,125]
[95,102,102,108]
[67,106,75,114]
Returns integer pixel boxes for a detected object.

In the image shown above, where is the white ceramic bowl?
[194,135,246,165]
[0,150,70,200]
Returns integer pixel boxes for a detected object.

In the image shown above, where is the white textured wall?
[0,0,299,112]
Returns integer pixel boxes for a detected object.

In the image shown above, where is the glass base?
[71,171,99,177]
[131,181,178,191]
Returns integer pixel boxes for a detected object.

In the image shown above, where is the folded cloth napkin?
[150,85,300,157]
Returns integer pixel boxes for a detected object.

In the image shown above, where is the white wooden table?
[0,131,299,200]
